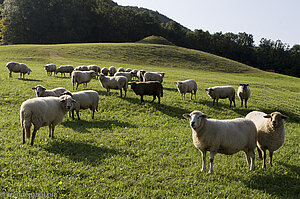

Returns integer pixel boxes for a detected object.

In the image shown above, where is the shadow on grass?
[18,78,42,82]
[61,119,136,133]
[43,139,129,166]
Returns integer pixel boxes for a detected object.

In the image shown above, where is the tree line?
[0,0,299,77]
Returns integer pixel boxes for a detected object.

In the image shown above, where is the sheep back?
[143,72,164,83]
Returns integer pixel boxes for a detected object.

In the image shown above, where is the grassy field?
[0,43,299,198]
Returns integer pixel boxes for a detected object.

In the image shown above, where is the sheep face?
[59,95,76,111]
[264,112,288,129]
[183,111,207,129]
[240,84,249,90]
[32,85,46,97]
[98,74,105,81]
[205,88,214,97]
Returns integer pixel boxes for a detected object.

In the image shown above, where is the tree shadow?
[43,139,131,166]
[61,119,136,133]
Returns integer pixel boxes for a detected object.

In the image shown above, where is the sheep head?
[183,110,207,130]
[263,112,288,128]
[59,95,76,111]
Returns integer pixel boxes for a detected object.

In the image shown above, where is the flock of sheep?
[6,61,289,174]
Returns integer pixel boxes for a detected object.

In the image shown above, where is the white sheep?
[237,84,251,108]
[174,80,197,100]
[87,65,101,75]
[108,66,117,76]
[183,110,256,174]
[205,86,236,107]
[143,72,164,83]
[246,111,288,169]
[44,64,56,76]
[98,74,128,98]
[55,65,74,77]
[6,62,32,78]
[114,71,134,82]
[74,65,89,71]
[117,67,125,72]
[71,71,96,90]
[101,67,109,76]
[32,85,68,97]
[62,90,99,120]
[20,95,76,145]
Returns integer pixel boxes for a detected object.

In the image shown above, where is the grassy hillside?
[0,43,299,198]
[137,35,175,46]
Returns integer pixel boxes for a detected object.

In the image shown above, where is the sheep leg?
[91,109,94,119]
[208,152,216,174]
[216,99,219,106]
[233,98,236,107]
[140,95,144,103]
[30,126,38,146]
[245,99,248,108]
[22,128,26,144]
[269,151,273,167]
[76,83,79,90]
[48,125,52,137]
[241,99,243,107]
[150,95,156,103]
[119,89,122,98]
[200,150,206,172]
[180,93,183,100]
[76,110,80,120]
[157,96,160,104]
[250,150,255,171]
[229,98,232,107]
[51,126,55,138]
[9,71,12,78]
[261,149,267,169]
[257,147,263,159]
[212,99,215,106]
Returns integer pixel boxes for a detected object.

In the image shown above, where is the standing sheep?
[101,67,109,76]
[143,72,164,83]
[98,74,128,98]
[44,64,56,76]
[246,111,288,169]
[6,62,32,78]
[205,86,236,107]
[237,84,251,108]
[88,65,101,75]
[71,71,96,90]
[108,66,117,76]
[55,65,74,77]
[117,67,125,72]
[32,85,68,97]
[20,95,76,145]
[183,110,256,174]
[74,66,89,71]
[174,80,197,100]
[114,71,135,82]
[130,81,163,104]
[62,90,99,120]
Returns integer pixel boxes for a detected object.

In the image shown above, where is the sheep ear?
[263,114,272,118]
[240,84,243,86]
[281,114,288,120]
[201,114,208,118]
[205,89,208,91]
[174,82,177,84]
[183,114,191,119]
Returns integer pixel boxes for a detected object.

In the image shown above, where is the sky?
[114,0,300,46]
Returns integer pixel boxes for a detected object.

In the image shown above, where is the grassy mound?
[137,35,175,46]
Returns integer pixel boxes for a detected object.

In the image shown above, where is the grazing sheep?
[101,67,109,76]
[205,86,236,107]
[183,110,256,174]
[130,81,163,104]
[117,67,125,72]
[137,70,146,82]
[246,111,288,169]
[108,66,117,76]
[32,85,68,97]
[6,62,32,78]
[114,71,135,82]
[237,84,251,108]
[62,90,99,120]
[174,80,197,100]
[143,72,164,83]
[20,95,76,145]
[44,64,56,76]
[74,66,89,71]
[88,65,101,75]
[55,65,74,77]
[98,74,128,97]
[125,68,132,72]
[71,71,96,90]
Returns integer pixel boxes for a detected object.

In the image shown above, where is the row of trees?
[0,0,299,77]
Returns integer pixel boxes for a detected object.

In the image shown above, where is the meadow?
[0,43,299,198]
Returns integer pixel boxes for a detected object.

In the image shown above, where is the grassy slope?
[0,43,299,198]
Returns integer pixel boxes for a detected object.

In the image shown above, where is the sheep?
[6,62,32,78]
[55,65,74,77]
[129,81,163,104]
[74,65,89,71]
[117,67,125,72]
[246,111,288,169]
[130,69,139,80]
[183,110,256,174]
[237,84,251,108]
[205,86,236,107]
[20,95,76,145]
[44,64,56,76]
[32,85,68,97]
[143,72,164,83]
[137,70,146,82]
[174,80,197,100]
[87,65,101,75]
[61,90,99,120]
[125,68,132,72]
[71,71,97,90]
[98,74,128,98]
[108,66,117,76]
[114,71,135,82]
[101,67,109,76]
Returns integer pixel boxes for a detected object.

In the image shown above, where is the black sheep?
[130,81,163,104]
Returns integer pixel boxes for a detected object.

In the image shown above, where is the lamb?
[88,65,101,75]
[143,72,164,83]
[44,64,56,76]
[205,86,236,107]
[183,110,256,174]
[246,111,288,169]
[108,66,117,76]
[101,67,109,76]
[61,90,99,120]
[137,70,146,82]
[71,71,97,90]
[129,81,163,104]
[6,62,32,78]
[74,65,89,71]
[237,84,251,108]
[114,71,135,82]
[55,65,74,77]
[32,85,68,97]
[98,74,128,98]
[117,67,125,72]
[174,80,197,100]
[20,95,76,145]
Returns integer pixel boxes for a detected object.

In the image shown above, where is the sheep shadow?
[43,139,129,166]
[61,119,135,133]
[18,78,42,82]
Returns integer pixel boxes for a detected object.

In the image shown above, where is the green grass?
[137,35,175,46]
[0,43,299,198]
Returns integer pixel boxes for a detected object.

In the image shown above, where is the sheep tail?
[20,109,31,138]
